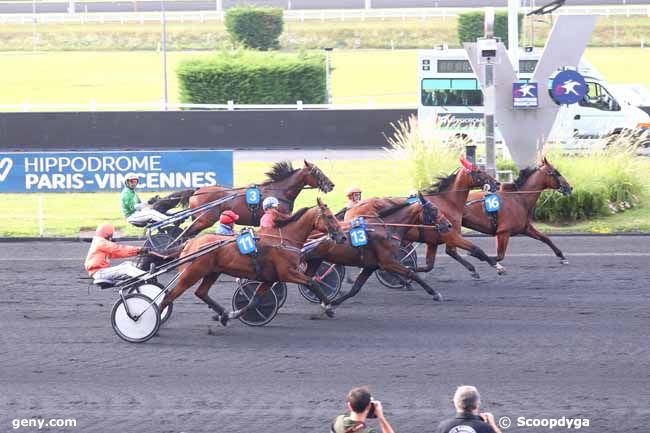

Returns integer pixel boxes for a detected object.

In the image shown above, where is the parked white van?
[417,47,650,143]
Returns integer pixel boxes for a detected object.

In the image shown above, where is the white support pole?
[508,0,520,75]
[38,195,44,237]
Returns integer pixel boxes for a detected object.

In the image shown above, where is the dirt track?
[1,236,649,433]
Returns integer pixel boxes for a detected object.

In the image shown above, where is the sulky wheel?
[298,261,342,304]
[128,282,173,324]
[231,283,279,327]
[111,293,161,343]
[375,245,418,289]
[238,279,288,309]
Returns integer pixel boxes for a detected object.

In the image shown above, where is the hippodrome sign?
[0,150,233,193]
[550,69,587,105]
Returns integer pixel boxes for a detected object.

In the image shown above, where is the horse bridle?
[540,167,571,194]
[309,165,334,193]
[419,199,451,233]
[315,206,345,243]
[467,167,500,193]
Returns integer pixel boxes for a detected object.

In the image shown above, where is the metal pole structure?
[216,0,222,11]
[530,0,535,47]
[32,0,37,51]
[508,0,520,75]
[324,48,333,104]
[484,8,497,178]
[160,0,169,110]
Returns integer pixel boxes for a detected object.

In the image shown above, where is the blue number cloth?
[484,194,501,213]
[246,187,261,205]
[349,227,368,247]
[236,232,257,255]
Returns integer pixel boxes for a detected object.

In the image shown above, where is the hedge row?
[457,11,523,48]
[224,7,283,50]
[177,51,326,104]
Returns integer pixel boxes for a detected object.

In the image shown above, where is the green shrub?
[177,50,325,104]
[457,11,522,48]
[225,6,283,50]
[533,145,647,223]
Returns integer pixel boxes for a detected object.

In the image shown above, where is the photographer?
[435,386,502,433]
[331,387,395,433]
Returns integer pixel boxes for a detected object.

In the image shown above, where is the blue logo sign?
[246,187,261,205]
[0,150,233,193]
[551,69,587,105]
[484,194,501,212]
[513,82,538,108]
[236,232,257,255]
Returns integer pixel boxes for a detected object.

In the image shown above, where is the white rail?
[0,101,418,112]
[0,6,648,26]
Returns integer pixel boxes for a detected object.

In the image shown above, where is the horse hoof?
[211,314,221,322]
[322,305,335,318]
[560,259,569,265]
[433,293,443,302]
[220,313,230,327]
[495,264,507,275]
[471,272,481,280]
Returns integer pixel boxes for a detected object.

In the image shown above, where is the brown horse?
[153,160,335,237]
[158,198,344,326]
[303,193,451,307]
[462,157,572,264]
[346,157,504,279]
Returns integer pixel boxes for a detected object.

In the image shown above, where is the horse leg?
[445,231,506,275]
[378,260,442,301]
[193,272,230,326]
[227,282,272,322]
[445,246,481,280]
[414,243,438,273]
[331,268,374,307]
[281,268,336,318]
[524,224,568,264]
[495,232,511,263]
[159,267,205,312]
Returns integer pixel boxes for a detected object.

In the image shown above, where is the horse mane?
[264,161,298,183]
[423,170,458,194]
[514,167,538,189]
[377,199,413,218]
[273,207,312,228]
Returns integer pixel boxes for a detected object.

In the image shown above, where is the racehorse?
[346,157,505,279]
[302,193,451,307]
[462,156,572,264]
[152,160,335,237]
[158,198,344,325]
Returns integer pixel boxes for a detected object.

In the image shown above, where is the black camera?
[367,399,378,419]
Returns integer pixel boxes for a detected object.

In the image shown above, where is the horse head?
[539,156,572,195]
[418,192,452,233]
[303,160,335,193]
[316,197,345,244]
[459,156,501,192]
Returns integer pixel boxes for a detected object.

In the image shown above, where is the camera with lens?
[366,398,379,419]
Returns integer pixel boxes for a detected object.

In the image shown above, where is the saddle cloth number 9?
[484,194,501,212]
[236,232,257,255]
[246,187,261,205]
[350,227,368,247]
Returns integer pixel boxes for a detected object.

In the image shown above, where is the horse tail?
[152,189,196,212]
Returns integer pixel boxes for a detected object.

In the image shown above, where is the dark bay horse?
[153,160,335,237]
[462,157,572,263]
[303,193,451,307]
[346,157,505,279]
[158,198,344,326]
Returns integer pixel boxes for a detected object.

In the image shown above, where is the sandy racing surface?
[1,236,649,433]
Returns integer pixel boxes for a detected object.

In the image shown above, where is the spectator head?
[347,386,372,415]
[453,386,481,413]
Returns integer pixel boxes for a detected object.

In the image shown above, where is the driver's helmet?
[346,186,362,198]
[95,223,115,240]
[220,210,240,225]
[262,197,280,211]
[124,173,140,189]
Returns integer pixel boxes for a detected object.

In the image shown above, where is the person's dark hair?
[347,387,372,414]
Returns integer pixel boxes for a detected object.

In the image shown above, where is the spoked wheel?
[376,245,418,289]
[111,293,161,343]
[298,261,343,304]
[231,284,279,327]
[128,282,173,324]
[238,279,288,309]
